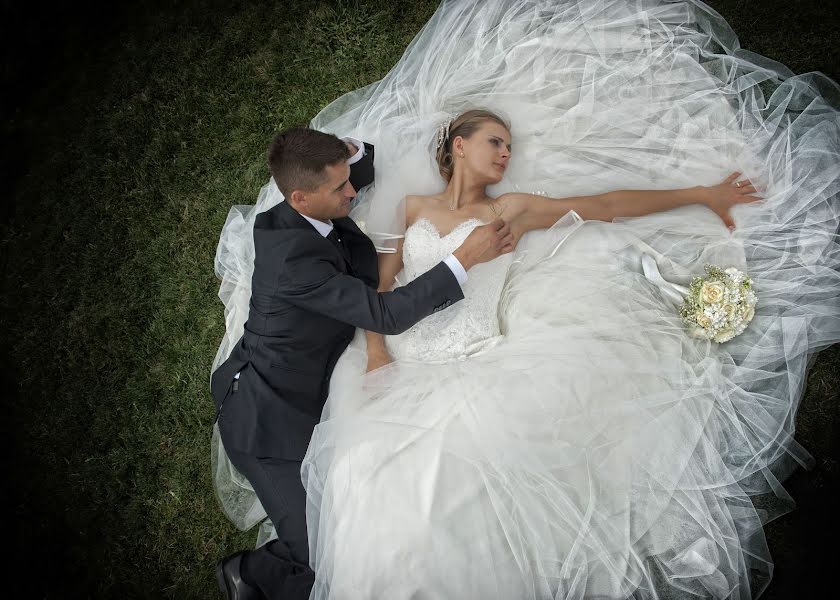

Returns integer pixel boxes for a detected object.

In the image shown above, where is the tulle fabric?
[211,183,282,533]
[305,211,802,600]
[301,0,840,598]
[210,0,840,596]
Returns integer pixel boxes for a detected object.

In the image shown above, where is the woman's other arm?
[507,172,760,235]
[365,241,404,372]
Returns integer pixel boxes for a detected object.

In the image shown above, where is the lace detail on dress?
[386,218,512,362]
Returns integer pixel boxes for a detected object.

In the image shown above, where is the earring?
[460,152,465,157]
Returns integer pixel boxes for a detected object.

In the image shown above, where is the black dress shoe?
[216,551,263,600]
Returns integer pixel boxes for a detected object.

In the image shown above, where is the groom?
[212,127,514,599]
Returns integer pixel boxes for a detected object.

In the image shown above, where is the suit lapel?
[275,198,315,230]
[274,202,376,283]
[334,217,378,287]
[273,201,348,272]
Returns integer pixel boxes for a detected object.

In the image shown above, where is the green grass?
[3,1,441,596]
[2,0,837,598]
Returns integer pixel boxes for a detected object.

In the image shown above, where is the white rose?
[722,303,737,320]
[696,314,712,330]
[740,305,755,323]
[713,327,736,343]
[700,281,725,304]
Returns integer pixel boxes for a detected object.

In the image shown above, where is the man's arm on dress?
[279,238,464,335]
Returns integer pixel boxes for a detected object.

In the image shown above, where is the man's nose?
[345,181,357,199]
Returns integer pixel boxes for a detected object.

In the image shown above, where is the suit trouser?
[225,446,315,599]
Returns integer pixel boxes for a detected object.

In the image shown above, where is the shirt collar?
[343,136,365,165]
[299,212,334,238]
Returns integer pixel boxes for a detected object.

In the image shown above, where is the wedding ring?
[735,181,741,187]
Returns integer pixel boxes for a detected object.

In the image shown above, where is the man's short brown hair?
[267,127,351,198]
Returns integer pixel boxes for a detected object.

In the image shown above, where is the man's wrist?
[445,253,470,284]
[451,248,473,271]
[341,136,365,164]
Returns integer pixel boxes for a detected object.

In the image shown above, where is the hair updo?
[435,109,510,182]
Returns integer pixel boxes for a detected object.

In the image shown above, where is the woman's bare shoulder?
[405,194,444,206]
[496,192,532,206]
[405,194,445,224]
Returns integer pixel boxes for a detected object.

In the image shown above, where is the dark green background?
[2,1,837,598]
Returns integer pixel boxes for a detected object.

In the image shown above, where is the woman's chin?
[486,171,505,185]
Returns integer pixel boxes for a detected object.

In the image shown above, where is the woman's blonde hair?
[435,109,510,182]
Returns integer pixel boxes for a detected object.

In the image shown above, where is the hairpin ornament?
[436,117,454,150]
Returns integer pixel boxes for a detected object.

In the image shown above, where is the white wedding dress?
[304,208,795,600]
[211,1,840,598]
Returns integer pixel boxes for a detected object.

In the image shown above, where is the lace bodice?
[386,218,512,362]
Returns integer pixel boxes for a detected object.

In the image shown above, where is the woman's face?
[455,120,511,184]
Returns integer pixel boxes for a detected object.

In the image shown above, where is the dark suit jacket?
[211,151,464,459]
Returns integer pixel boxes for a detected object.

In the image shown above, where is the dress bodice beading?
[385,218,512,362]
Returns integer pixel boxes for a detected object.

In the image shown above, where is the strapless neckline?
[387,216,510,362]
[407,217,486,240]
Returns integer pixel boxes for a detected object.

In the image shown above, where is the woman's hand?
[703,171,762,229]
[366,348,394,372]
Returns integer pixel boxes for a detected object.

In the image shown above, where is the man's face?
[295,162,356,221]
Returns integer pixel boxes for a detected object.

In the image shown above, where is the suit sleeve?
[348,142,375,191]
[279,235,463,335]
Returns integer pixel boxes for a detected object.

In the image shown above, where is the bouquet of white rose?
[679,265,757,343]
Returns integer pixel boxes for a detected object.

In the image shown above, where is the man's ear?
[289,189,307,207]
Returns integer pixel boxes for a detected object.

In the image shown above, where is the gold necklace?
[488,198,507,217]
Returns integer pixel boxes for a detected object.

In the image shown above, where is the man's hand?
[366,348,393,373]
[703,171,762,230]
[452,218,516,270]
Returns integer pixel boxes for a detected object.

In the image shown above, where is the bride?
[304,109,771,600]
[213,0,840,598]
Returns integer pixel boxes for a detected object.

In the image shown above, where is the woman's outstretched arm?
[506,172,761,235]
[365,240,404,372]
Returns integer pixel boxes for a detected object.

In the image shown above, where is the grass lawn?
[2,1,837,598]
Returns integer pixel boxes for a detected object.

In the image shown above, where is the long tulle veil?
[210,0,840,584]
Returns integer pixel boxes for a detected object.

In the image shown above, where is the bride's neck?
[442,169,488,210]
